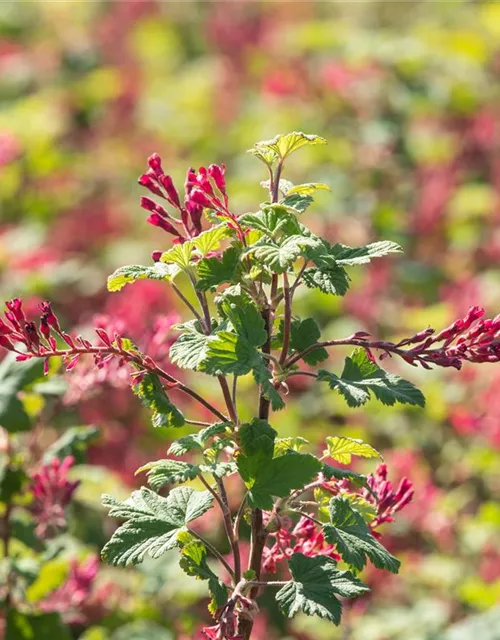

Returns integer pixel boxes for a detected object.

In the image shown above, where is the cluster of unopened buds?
[0,298,170,383]
[139,153,244,243]
[362,463,414,535]
[346,306,500,370]
[30,455,80,538]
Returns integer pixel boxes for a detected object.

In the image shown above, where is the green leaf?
[218,289,267,347]
[247,145,278,167]
[101,486,213,566]
[239,418,277,458]
[136,460,199,490]
[317,349,426,408]
[177,532,228,613]
[287,318,328,365]
[253,132,327,161]
[324,436,382,465]
[192,224,232,257]
[107,262,179,292]
[160,242,195,270]
[237,420,317,508]
[302,265,350,296]
[276,553,369,624]
[274,437,309,457]
[238,451,321,510]
[322,464,369,489]
[330,241,402,266]
[281,193,313,213]
[200,331,260,376]
[287,183,331,196]
[169,323,210,371]
[0,463,28,503]
[240,206,301,238]
[198,462,237,479]
[133,374,185,428]
[168,422,231,456]
[43,426,99,464]
[244,235,317,274]
[196,247,241,291]
[252,358,285,411]
[324,496,400,573]
[0,354,44,433]
[6,610,71,640]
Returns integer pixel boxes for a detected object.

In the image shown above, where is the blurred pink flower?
[39,556,102,624]
[30,456,80,539]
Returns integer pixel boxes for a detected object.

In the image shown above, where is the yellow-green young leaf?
[107,262,179,292]
[324,436,382,465]
[160,241,194,269]
[346,494,377,523]
[247,145,278,166]
[192,224,232,257]
[286,183,331,196]
[253,132,327,161]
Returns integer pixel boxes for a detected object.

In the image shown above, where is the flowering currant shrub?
[1,132,500,639]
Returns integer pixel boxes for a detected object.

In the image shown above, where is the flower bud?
[159,174,181,209]
[188,187,213,209]
[147,153,164,176]
[6,298,25,324]
[138,173,164,199]
[147,213,183,238]
[151,250,162,262]
[208,163,226,194]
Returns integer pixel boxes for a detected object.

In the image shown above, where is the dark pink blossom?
[30,456,80,538]
[363,464,414,534]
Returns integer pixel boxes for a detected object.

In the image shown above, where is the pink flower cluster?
[30,456,80,538]
[39,556,101,624]
[140,153,242,242]
[363,464,414,535]
[262,514,339,575]
[360,306,500,370]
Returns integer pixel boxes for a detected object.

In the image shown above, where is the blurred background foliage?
[1,0,500,638]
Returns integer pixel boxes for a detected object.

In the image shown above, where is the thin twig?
[171,282,203,324]
[232,375,239,426]
[233,492,248,540]
[216,478,242,585]
[279,272,291,365]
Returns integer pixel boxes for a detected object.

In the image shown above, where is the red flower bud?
[184,167,197,195]
[0,335,15,351]
[208,163,226,194]
[39,302,62,333]
[138,173,164,199]
[147,213,183,238]
[188,187,213,209]
[147,153,164,176]
[24,321,40,350]
[159,174,181,209]
[151,250,162,262]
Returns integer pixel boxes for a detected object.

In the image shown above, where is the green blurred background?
[1,1,500,639]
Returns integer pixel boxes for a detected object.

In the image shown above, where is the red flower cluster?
[30,456,80,538]
[355,306,500,370]
[262,514,339,574]
[140,153,241,242]
[39,556,101,624]
[363,464,414,535]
